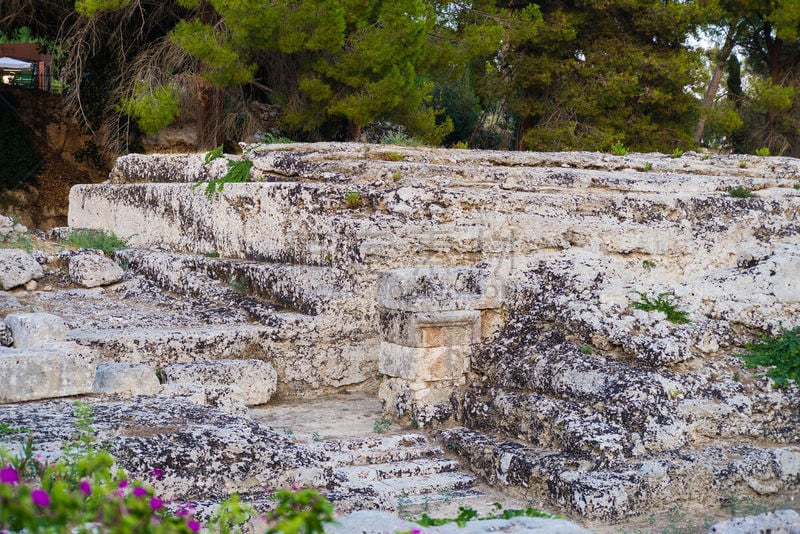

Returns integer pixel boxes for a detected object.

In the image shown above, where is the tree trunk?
[693,25,737,144]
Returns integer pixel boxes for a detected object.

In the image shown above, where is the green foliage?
[344,191,362,209]
[0,423,29,436]
[227,275,250,294]
[610,140,629,156]
[631,292,691,324]
[671,148,684,158]
[0,234,33,253]
[204,145,224,164]
[262,133,295,144]
[642,260,657,271]
[381,131,423,147]
[755,147,771,156]
[193,159,253,200]
[75,0,131,18]
[579,345,594,355]
[380,151,404,162]
[413,504,556,528]
[210,494,255,534]
[265,487,335,534]
[62,229,128,255]
[0,401,209,533]
[170,19,255,88]
[373,417,391,434]
[119,83,181,136]
[737,327,800,388]
[640,162,653,172]
[729,186,754,199]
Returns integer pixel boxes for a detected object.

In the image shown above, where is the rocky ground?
[2,144,800,532]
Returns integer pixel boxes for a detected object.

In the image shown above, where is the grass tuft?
[62,229,128,255]
[737,327,800,388]
[631,292,691,324]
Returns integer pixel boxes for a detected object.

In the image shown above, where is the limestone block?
[0,248,43,290]
[158,383,248,416]
[707,509,800,534]
[0,215,13,236]
[0,343,96,403]
[69,252,125,288]
[377,268,503,312]
[162,359,277,406]
[380,309,481,348]
[378,377,459,427]
[5,313,67,349]
[93,363,160,395]
[0,320,12,347]
[378,341,470,381]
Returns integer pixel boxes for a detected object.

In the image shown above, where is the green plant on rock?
[381,131,422,147]
[579,345,594,355]
[640,162,653,172]
[642,260,657,271]
[631,292,691,324]
[373,417,391,434]
[671,148,684,158]
[345,191,362,209]
[729,186,754,198]
[62,229,128,255]
[736,327,800,388]
[0,234,33,253]
[610,140,628,156]
[261,133,295,144]
[194,146,254,200]
[380,151,404,162]
[755,147,771,157]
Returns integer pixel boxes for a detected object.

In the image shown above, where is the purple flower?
[0,466,18,485]
[176,509,189,517]
[187,520,201,532]
[118,479,129,489]
[79,480,92,495]
[132,487,148,498]
[149,497,163,510]
[151,468,164,480]
[411,529,422,534]
[31,488,50,507]
[290,483,299,491]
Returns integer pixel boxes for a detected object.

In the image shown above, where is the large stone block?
[0,343,96,403]
[161,359,277,406]
[69,252,125,288]
[379,309,481,348]
[378,341,470,381]
[94,363,160,395]
[5,313,67,349]
[0,249,43,290]
[377,268,503,313]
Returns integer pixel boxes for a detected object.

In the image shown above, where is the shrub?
[737,327,800,388]
[345,191,362,209]
[381,131,422,147]
[671,148,684,158]
[62,229,128,255]
[729,186,754,198]
[266,487,335,534]
[631,292,691,324]
[755,147,771,156]
[609,140,628,156]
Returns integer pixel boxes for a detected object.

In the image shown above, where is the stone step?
[435,426,800,521]
[333,458,461,483]
[312,434,443,466]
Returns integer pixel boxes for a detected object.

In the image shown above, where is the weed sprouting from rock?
[62,229,128,255]
[373,417,391,434]
[729,186,754,198]
[631,292,691,324]
[736,327,800,388]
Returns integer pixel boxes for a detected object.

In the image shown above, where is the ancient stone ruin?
[2,143,800,531]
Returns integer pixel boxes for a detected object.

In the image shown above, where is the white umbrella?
[0,57,33,70]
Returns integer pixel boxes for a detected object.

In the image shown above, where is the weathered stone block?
[377,268,503,312]
[162,359,277,406]
[94,363,160,395]
[0,320,12,347]
[69,252,125,288]
[158,383,248,416]
[0,343,96,403]
[0,249,43,290]
[5,313,67,349]
[379,309,481,348]
[378,341,470,381]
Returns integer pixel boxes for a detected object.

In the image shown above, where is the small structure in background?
[0,43,52,91]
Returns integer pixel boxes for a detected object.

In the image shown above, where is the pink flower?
[151,468,164,480]
[290,483,299,491]
[79,480,91,495]
[149,497,163,510]
[176,509,189,517]
[31,488,50,507]
[0,466,18,485]
[411,529,422,534]
[187,519,201,532]
[118,479,129,489]
[132,487,147,498]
